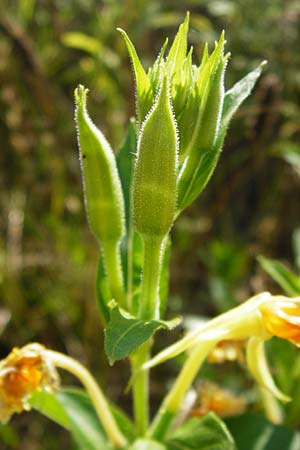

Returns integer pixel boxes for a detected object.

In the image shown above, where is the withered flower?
[190,381,246,418]
[0,343,59,423]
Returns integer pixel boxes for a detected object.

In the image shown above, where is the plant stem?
[131,342,151,435]
[139,234,163,320]
[131,234,163,435]
[46,350,127,448]
[148,340,217,440]
[102,239,126,309]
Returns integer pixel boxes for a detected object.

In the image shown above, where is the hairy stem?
[139,234,163,320]
[102,240,126,309]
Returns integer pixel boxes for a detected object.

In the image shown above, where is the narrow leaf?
[166,413,236,450]
[166,12,189,80]
[221,61,267,134]
[117,28,153,124]
[258,256,300,296]
[104,303,181,364]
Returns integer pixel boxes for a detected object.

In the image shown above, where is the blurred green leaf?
[129,439,167,450]
[292,229,300,271]
[227,412,300,450]
[166,413,236,450]
[258,255,300,296]
[61,32,101,55]
[104,303,181,364]
[30,388,109,449]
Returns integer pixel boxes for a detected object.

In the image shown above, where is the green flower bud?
[133,74,178,238]
[74,85,125,243]
[177,49,229,209]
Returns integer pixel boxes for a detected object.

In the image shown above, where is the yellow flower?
[0,343,59,423]
[259,296,300,344]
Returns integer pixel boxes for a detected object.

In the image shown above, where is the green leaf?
[104,303,181,364]
[177,61,266,211]
[129,439,167,450]
[166,413,236,450]
[30,388,109,450]
[166,12,189,81]
[226,412,300,450]
[30,388,136,449]
[62,32,101,55]
[117,28,153,124]
[258,255,300,296]
[220,61,266,135]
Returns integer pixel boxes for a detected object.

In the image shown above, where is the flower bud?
[74,85,125,244]
[133,74,178,238]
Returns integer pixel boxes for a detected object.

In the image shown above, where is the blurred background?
[0,0,300,448]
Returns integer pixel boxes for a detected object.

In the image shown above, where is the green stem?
[148,340,217,440]
[131,343,151,436]
[139,234,163,320]
[46,350,127,448]
[131,234,163,435]
[102,240,126,309]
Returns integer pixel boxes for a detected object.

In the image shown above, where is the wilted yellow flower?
[259,296,300,344]
[0,343,59,423]
[190,381,246,418]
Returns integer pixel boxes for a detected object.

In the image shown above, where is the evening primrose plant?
[2,13,300,450]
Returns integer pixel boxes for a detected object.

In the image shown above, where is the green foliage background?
[0,0,300,448]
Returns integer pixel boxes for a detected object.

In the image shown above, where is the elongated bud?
[74,85,125,243]
[178,53,228,209]
[133,74,178,238]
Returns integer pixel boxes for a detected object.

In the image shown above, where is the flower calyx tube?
[74,85,126,309]
[147,294,300,439]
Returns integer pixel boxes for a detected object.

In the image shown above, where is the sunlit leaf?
[104,303,181,364]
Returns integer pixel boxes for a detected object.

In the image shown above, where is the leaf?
[226,412,300,450]
[166,12,189,81]
[30,388,109,450]
[258,255,300,296]
[166,413,236,450]
[61,32,101,55]
[220,61,267,135]
[104,303,181,364]
[30,388,136,449]
[129,439,167,450]
[117,28,153,124]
